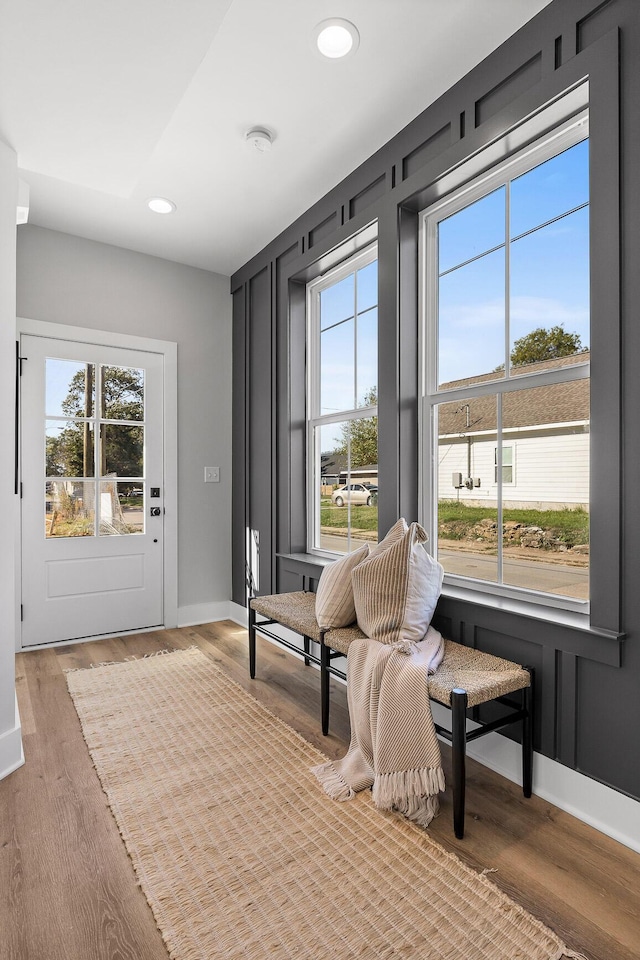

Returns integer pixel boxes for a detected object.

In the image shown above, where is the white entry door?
[21,334,165,646]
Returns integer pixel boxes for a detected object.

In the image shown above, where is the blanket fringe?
[310,761,355,801]
[372,767,446,826]
[373,766,445,806]
[399,794,441,828]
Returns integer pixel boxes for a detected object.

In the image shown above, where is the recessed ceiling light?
[314,18,360,59]
[147,197,176,214]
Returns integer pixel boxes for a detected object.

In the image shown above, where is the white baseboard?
[431,702,640,854]
[0,694,24,782]
[177,601,233,628]
[228,601,248,627]
[216,601,640,853]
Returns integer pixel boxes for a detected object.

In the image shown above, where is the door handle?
[150,507,162,517]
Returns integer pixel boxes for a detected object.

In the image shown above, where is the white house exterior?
[437,354,589,510]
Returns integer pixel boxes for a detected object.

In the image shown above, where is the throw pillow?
[369,517,408,556]
[352,521,444,646]
[315,543,370,629]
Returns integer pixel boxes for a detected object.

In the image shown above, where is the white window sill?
[440,582,622,642]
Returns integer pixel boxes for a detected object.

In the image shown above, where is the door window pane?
[100,424,144,477]
[46,420,95,478]
[46,359,94,418]
[46,480,95,538]
[99,481,144,536]
[101,366,144,420]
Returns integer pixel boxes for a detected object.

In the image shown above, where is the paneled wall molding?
[232,0,640,801]
[231,0,615,294]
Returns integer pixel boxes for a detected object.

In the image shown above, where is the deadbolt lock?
[150,507,162,517]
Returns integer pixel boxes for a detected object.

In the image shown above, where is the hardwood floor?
[2,620,639,960]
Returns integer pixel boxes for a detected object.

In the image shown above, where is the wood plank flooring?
[2,620,639,960]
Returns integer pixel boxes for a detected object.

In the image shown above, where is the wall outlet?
[204,466,220,483]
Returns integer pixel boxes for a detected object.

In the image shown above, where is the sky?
[319,259,378,449]
[437,138,589,386]
[315,138,589,458]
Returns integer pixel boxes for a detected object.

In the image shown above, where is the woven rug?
[66,647,584,960]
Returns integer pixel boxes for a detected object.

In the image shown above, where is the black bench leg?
[522,667,534,798]
[303,635,311,666]
[248,604,256,679]
[320,638,330,736]
[451,688,468,840]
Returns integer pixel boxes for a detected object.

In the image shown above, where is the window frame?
[419,110,590,615]
[306,243,378,557]
[495,444,514,486]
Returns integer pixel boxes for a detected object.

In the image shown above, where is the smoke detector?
[245,128,273,153]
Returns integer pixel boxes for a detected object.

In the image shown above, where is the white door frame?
[16,317,178,651]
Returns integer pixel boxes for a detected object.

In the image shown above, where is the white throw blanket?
[312,627,446,827]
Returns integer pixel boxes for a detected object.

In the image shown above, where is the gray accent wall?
[17,225,233,616]
[231,0,640,801]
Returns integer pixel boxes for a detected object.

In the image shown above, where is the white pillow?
[351,521,443,646]
[315,543,370,629]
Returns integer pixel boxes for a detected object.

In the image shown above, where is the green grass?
[318,499,589,546]
[320,503,378,531]
[438,501,589,546]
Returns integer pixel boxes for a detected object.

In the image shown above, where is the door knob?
[150,507,161,517]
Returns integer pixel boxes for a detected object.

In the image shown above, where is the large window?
[421,115,590,609]
[307,245,378,554]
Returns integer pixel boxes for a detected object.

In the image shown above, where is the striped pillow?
[315,544,370,629]
[369,517,408,556]
[352,521,444,646]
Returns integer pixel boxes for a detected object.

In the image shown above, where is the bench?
[249,591,533,839]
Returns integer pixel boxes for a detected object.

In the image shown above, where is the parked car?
[331,482,376,506]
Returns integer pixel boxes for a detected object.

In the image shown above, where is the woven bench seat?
[250,591,323,642]
[248,591,533,838]
[428,640,531,708]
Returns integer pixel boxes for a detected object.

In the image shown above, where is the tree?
[46,365,144,478]
[510,325,585,367]
[334,387,378,468]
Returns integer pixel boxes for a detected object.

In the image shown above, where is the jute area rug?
[66,647,584,960]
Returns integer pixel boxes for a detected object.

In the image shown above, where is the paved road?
[319,533,371,553]
[319,533,588,599]
[440,549,588,599]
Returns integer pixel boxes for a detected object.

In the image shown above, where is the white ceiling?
[1,0,553,277]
